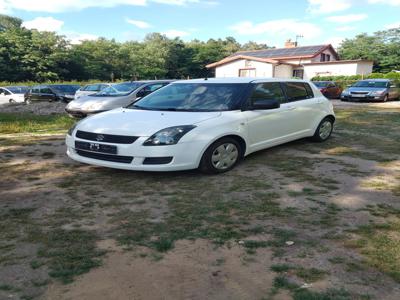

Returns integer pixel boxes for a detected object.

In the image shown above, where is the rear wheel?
[199,137,242,174]
[25,98,31,105]
[9,99,15,103]
[312,117,333,142]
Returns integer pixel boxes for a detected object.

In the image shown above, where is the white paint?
[303,61,373,80]
[215,59,274,78]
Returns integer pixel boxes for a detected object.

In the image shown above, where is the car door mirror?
[252,99,280,110]
[390,85,396,88]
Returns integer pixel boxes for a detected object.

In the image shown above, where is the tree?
[0,14,22,31]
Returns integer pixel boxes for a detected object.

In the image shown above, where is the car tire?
[199,137,242,174]
[9,99,15,103]
[383,95,388,102]
[312,117,334,142]
[25,98,31,105]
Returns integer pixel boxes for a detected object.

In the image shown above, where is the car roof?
[173,77,311,84]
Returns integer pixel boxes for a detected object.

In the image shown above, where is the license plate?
[352,94,366,97]
[75,141,117,154]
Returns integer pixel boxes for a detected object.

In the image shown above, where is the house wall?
[215,59,274,77]
[274,64,293,78]
[303,61,373,80]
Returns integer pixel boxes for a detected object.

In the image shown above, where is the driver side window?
[250,82,286,105]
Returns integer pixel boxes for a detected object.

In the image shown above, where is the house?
[206,39,373,80]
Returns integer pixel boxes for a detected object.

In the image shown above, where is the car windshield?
[52,85,81,93]
[130,83,248,112]
[352,81,388,88]
[94,82,142,97]
[83,84,108,92]
[6,86,29,94]
[313,82,329,88]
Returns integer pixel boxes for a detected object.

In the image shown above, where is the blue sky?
[2,0,400,47]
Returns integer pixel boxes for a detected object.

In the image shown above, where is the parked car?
[312,81,341,99]
[341,79,399,102]
[65,80,174,118]
[74,83,111,100]
[0,86,29,104]
[25,84,81,104]
[66,78,335,173]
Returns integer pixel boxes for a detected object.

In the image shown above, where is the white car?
[66,78,335,173]
[74,83,111,100]
[0,86,29,104]
[65,80,173,118]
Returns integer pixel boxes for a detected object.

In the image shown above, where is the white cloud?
[22,16,98,44]
[325,37,344,48]
[0,0,216,13]
[162,29,190,38]
[22,17,64,31]
[385,21,400,29]
[368,0,400,5]
[307,0,352,14]
[335,25,356,31]
[326,14,368,23]
[230,19,322,40]
[126,18,151,28]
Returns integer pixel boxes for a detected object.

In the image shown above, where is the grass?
[271,264,328,283]
[347,222,400,282]
[33,229,106,284]
[0,112,75,134]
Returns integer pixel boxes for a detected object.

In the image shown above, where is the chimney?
[284,39,297,48]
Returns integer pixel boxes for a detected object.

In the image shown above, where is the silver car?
[65,80,174,118]
[74,83,111,100]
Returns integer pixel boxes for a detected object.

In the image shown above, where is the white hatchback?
[66,78,335,173]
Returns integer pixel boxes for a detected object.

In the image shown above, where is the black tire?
[382,95,388,102]
[199,137,243,174]
[24,98,31,105]
[312,117,334,142]
[9,99,15,103]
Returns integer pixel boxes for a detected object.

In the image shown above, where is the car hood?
[76,108,221,136]
[67,94,135,110]
[347,87,387,92]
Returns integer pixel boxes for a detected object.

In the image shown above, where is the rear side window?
[40,87,53,94]
[283,82,313,102]
[250,82,286,104]
[32,86,40,93]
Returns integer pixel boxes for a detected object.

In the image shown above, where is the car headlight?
[143,125,196,146]
[85,102,105,111]
[67,122,79,136]
[342,89,349,95]
[370,90,385,96]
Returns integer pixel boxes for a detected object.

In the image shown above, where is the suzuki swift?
[66,78,335,173]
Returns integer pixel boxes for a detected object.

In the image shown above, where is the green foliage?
[338,27,400,73]
[0,15,270,82]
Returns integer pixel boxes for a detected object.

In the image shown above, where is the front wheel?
[312,117,334,142]
[382,95,388,102]
[199,137,242,174]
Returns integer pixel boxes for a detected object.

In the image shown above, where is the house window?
[321,53,326,62]
[239,68,256,77]
[292,69,304,79]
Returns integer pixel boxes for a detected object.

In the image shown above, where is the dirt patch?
[45,239,275,300]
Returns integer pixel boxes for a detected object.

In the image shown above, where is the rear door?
[281,82,322,135]
[30,86,41,101]
[388,81,399,100]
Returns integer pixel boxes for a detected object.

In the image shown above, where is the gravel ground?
[0,99,399,116]
[0,101,67,115]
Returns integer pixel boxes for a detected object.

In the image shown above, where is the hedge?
[311,72,400,89]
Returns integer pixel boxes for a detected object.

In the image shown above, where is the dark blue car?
[341,79,399,102]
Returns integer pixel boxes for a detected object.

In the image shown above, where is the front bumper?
[65,134,202,171]
[341,94,386,102]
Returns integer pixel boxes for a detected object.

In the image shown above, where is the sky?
[1,0,400,47]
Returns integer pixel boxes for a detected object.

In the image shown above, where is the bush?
[311,73,400,89]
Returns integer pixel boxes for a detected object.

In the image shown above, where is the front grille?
[143,157,173,165]
[350,92,368,95]
[76,130,138,144]
[76,149,133,164]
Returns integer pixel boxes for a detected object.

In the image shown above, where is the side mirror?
[252,99,280,110]
[390,85,396,88]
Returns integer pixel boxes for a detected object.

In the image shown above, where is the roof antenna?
[295,34,303,47]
